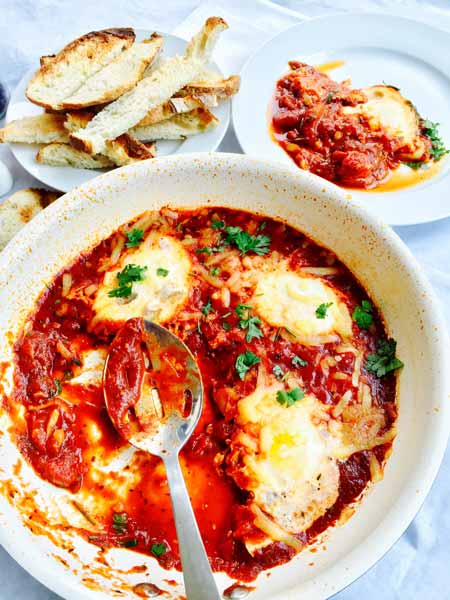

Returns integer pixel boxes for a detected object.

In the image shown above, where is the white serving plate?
[6,29,231,192]
[233,14,450,226]
[0,153,449,600]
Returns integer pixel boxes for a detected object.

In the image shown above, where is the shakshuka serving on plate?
[7,206,403,582]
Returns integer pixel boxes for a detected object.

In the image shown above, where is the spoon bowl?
[103,318,221,600]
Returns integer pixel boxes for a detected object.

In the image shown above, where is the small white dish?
[6,30,231,193]
[233,14,450,226]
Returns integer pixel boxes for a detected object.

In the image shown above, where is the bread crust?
[26,28,135,110]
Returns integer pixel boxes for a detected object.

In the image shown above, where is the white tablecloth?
[0,1,449,598]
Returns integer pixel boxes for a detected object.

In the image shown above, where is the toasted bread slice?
[132,107,219,140]
[105,135,156,165]
[70,17,228,154]
[0,114,69,144]
[36,143,114,169]
[59,34,163,110]
[26,28,135,110]
[137,93,218,127]
[40,55,55,67]
[0,188,61,251]
[181,75,240,99]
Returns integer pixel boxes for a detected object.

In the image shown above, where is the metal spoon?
[103,320,221,600]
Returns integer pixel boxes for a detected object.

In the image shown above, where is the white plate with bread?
[2,19,239,192]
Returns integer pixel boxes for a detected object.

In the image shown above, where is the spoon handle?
[163,453,221,600]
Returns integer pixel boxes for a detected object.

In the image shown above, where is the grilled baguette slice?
[132,107,219,140]
[59,34,163,110]
[0,188,61,251]
[36,143,114,169]
[0,114,69,144]
[137,93,218,127]
[26,28,135,110]
[181,75,240,99]
[105,135,156,165]
[70,17,228,154]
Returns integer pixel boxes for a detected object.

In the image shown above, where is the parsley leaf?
[292,355,308,367]
[365,338,404,377]
[272,364,284,379]
[156,268,169,277]
[352,300,373,329]
[50,378,62,397]
[276,387,305,407]
[235,304,263,342]
[210,267,220,276]
[316,302,333,319]
[325,92,335,103]
[201,299,214,317]
[403,161,425,170]
[125,228,144,248]
[196,247,211,255]
[225,226,271,256]
[422,119,449,161]
[235,350,260,380]
[108,264,147,298]
[222,322,231,331]
[211,219,225,229]
[120,539,138,548]
[151,543,166,557]
[112,512,128,533]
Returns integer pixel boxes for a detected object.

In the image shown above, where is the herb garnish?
[121,539,138,548]
[201,299,214,317]
[235,350,261,380]
[352,300,373,329]
[316,302,333,319]
[272,364,284,380]
[125,228,144,248]
[156,268,169,277]
[108,264,147,298]
[235,303,263,342]
[292,355,308,367]
[222,322,231,331]
[196,247,212,255]
[325,92,335,103]
[423,120,449,161]
[151,543,167,557]
[225,226,270,256]
[365,338,404,377]
[210,267,220,276]
[276,387,305,407]
[50,378,62,397]
[211,219,225,229]
[112,512,128,533]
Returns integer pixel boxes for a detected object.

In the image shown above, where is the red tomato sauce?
[9,207,397,582]
[270,62,426,189]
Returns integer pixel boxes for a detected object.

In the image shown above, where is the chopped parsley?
[292,355,308,368]
[50,378,62,397]
[225,226,271,256]
[112,512,128,533]
[276,387,305,407]
[235,304,263,342]
[222,322,231,331]
[423,119,449,161]
[316,302,333,319]
[211,219,225,229]
[108,264,147,298]
[325,92,335,103]
[235,350,261,380]
[121,539,138,548]
[125,228,144,248]
[365,338,404,377]
[352,300,373,329]
[210,267,220,276]
[272,364,285,380]
[151,543,167,557]
[201,299,214,316]
[196,247,212,255]
[156,267,169,277]
[403,161,425,170]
